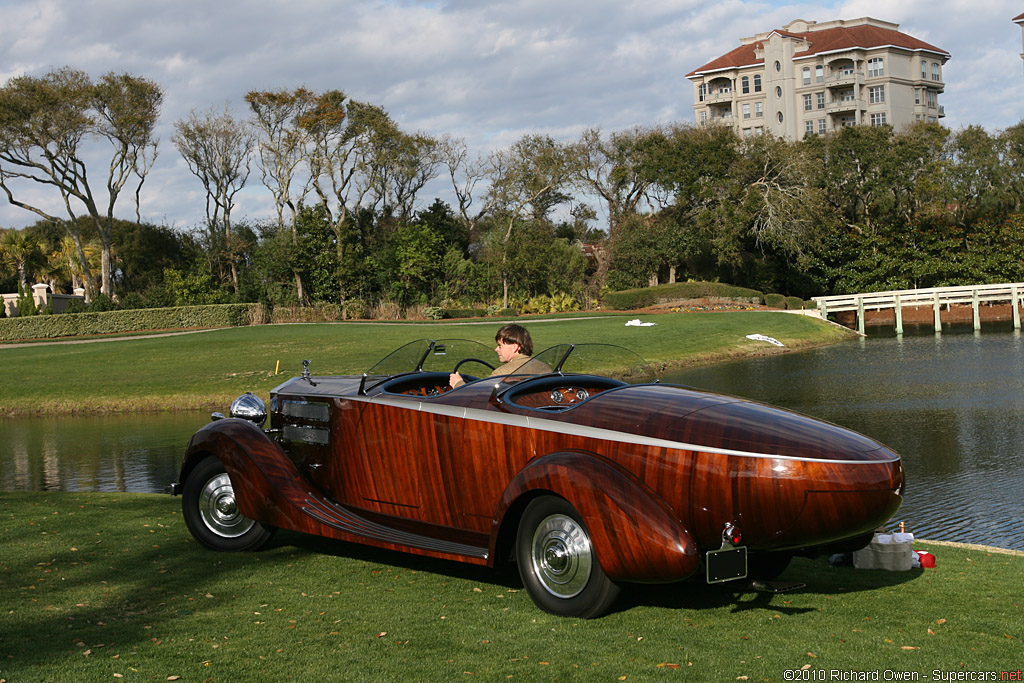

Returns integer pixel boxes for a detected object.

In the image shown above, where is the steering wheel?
[453,357,496,374]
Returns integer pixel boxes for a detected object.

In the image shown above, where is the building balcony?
[824,71,864,88]
[705,90,734,103]
[826,98,864,114]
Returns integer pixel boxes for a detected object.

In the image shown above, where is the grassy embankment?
[0,311,853,417]
[0,491,1020,681]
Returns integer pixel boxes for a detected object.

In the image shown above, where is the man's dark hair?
[495,323,533,356]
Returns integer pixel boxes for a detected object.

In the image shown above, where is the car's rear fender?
[493,451,700,583]
[182,418,315,531]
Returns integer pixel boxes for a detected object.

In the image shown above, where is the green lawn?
[0,491,1020,681]
[0,312,853,416]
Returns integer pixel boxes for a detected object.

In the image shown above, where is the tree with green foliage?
[0,67,163,298]
[245,87,319,303]
[485,134,571,307]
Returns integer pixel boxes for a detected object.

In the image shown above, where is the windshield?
[364,339,497,378]
[530,344,654,382]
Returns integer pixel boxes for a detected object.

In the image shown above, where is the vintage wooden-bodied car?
[171,339,903,618]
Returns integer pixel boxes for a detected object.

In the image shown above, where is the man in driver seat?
[450,323,551,388]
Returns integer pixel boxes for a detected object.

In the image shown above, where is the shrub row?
[0,304,257,342]
[602,282,765,310]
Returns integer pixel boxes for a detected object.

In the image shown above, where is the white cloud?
[1,0,1022,230]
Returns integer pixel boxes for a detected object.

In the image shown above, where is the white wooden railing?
[813,283,1024,334]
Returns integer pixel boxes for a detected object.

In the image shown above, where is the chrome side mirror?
[230,392,267,427]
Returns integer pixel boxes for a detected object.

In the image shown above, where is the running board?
[301,495,488,560]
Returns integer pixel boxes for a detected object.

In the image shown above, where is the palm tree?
[47,236,100,293]
[0,229,45,287]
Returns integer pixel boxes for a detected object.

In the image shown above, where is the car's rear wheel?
[182,455,274,552]
[515,496,620,618]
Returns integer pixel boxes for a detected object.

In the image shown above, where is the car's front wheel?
[515,496,620,618]
[182,455,274,552]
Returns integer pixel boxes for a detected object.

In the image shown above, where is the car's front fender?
[494,451,700,583]
[182,418,316,532]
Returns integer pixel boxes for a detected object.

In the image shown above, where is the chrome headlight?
[230,392,267,427]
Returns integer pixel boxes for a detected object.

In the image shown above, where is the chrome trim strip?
[350,394,898,465]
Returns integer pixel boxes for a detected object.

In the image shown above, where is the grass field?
[0,311,853,416]
[0,491,1020,681]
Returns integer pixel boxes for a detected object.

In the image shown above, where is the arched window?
[802,67,811,85]
[753,74,762,92]
[741,76,749,94]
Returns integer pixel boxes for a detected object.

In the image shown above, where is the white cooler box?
[853,532,914,571]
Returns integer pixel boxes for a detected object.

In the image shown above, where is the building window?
[698,84,706,102]
[802,67,811,85]
[755,102,763,117]
[868,57,884,77]
[741,76,749,94]
[803,94,813,112]
[817,92,825,109]
[869,86,885,104]
[805,120,815,135]
[743,103,751,119]
[927,90,937,108]
[776,86,783,98]
[777,112,784,123]
[932,63,940,81]
[818,118,827,134]
[700,111,707,123]
[921,60,928,79]
[775,60,781,72]
[753,74,762,92]
[915,87,921,105]
[719,84,731,95]
[870,112,887,126]
[815,65,824,83]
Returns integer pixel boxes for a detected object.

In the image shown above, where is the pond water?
[0,412,204,494]
[2,323,1022,551]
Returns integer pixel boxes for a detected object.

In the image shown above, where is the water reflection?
[665,324,1024,551]
[0,413,204,493]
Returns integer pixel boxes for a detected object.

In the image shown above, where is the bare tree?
[172,104,254,292]
[0,67,163,297]
[437,134,497,233]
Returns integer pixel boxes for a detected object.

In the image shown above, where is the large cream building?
[686,17,950,140]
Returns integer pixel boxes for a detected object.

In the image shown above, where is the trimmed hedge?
[602,281,764,311]
[0,303,257,342]
[763,293,787,309]
[785,296,804,310]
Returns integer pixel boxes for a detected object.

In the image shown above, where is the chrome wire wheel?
[198,472,256,538]
[530,513,593,598]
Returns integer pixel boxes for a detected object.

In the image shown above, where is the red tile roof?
[1014,12,1024,22]
[687,20,949,77]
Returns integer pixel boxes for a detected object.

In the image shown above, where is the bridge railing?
[813,283,1024,334]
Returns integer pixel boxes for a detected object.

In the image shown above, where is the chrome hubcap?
[198,473,256,538]
[531,513,593,598]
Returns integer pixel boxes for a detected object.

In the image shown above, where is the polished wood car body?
[176,340,903,617]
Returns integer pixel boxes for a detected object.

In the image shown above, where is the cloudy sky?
[1,0,1022,231]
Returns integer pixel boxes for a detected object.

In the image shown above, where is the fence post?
[1013,286,1021,331]
[894,294,903,335]
[857,296,865,335]
[972,289,981,331]
[933,291,942,333]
